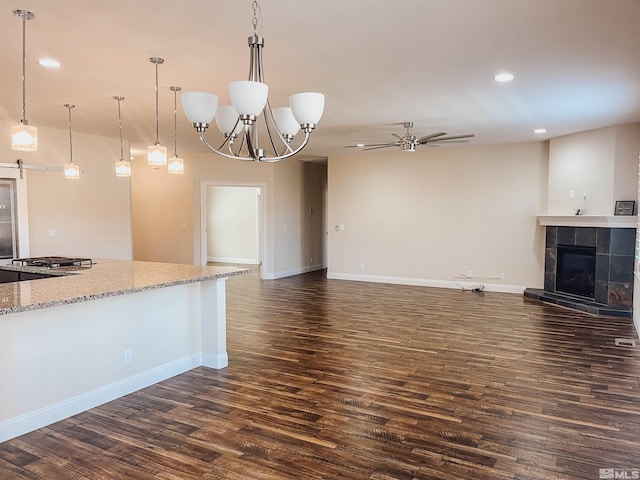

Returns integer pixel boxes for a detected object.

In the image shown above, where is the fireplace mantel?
[537,215,637,228]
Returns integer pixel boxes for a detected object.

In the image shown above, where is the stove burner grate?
[12,256,93,269]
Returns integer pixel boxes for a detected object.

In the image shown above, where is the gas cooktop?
[12,256,93,268]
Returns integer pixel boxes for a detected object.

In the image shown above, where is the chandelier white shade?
[181,92,217,127]
[216,106,243,137]
[181,1,324,162]
[228,80,268,118]
[12,10,37,152]
[272,107,300,138]
[289,92,325,125]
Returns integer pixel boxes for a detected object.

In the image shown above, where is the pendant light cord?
[149,57,164,146]
[115,96,125,161]
[65,104,75,164]
[170,86,181,157]
[14,10,35,124]
[21,15,27,123]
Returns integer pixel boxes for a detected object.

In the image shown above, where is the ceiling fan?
[345,122,475,152]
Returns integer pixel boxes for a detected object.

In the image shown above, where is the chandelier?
[181,1,324,163]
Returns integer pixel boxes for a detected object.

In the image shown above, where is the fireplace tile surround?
[524,226,636,316]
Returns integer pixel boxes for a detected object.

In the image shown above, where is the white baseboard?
[326,272,526,294]
[0,354,213,443]
[633,309,640,339]
[207,256,259,265]
[263,264,325,280]
[201,352,228,369]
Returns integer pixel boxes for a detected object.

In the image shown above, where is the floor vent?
[615,338,637,347]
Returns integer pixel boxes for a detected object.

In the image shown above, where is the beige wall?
[327,142,549,291]
[132,152,327,278]
[0,120,132,259]
[131,156,193,264]
[547,124,640,215]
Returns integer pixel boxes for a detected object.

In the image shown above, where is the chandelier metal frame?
[183,1,324,163]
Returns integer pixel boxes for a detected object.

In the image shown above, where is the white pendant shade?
[290,92,325,125]
[273,107,300,137]
[148,144,167,166]
[215,106,242,136]
[64,163,80,179]
[181,92,218,125]
[168,156,184,174]
[11,124,38,151]
[115,160,131,177]
[229,81,268,117]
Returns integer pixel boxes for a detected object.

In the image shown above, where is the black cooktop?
[12,256,93,268]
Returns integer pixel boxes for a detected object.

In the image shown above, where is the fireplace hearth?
[525,226,635,316]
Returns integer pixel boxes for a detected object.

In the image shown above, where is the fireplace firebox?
[555,244,596,298]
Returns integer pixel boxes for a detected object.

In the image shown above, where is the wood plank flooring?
[2,268,640,479]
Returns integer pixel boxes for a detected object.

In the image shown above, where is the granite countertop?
[0,259,250,315]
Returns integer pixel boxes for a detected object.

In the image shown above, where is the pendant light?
[147,57,167,167]
[168,86,184,175]
[63,104,80,179]
[114,96,131,177]
[11,10,38,152]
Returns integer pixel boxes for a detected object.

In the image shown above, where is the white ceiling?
[1,0,639,160]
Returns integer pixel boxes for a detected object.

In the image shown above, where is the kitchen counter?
[0,258,249,314]
[1,259,249,442]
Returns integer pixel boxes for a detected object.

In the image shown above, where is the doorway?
[201,183,266,278]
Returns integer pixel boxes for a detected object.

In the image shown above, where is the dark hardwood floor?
[2,268,640,479]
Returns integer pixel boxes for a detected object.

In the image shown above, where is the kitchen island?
[0,259,249,442]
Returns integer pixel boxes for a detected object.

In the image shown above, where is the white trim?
[201,352,229,369]
[0,354,203,443]
[326,272,527,294]
[537,215,637,228]
[200,181,268,278]
[208,256,260,265]
[263,264,325,280]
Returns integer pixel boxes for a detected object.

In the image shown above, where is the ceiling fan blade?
[417,132,447,143]
[362,144,397,151]
[391,133,403,140]
[345,141,397,148]
[425,134,475,143]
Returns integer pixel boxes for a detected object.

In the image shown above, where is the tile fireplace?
[525,225,636,316]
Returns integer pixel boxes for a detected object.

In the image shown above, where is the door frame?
[200,181,268,279]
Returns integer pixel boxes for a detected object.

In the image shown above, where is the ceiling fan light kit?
[346,122,475,152]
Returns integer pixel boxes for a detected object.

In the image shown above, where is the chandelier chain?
[251,1,262,34]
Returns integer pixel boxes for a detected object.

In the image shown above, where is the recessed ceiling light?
[494,72,514,82]
[534,128,547,134]
[39,58,60,68]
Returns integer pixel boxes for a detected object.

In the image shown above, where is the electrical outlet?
[500,272,505,279]
[466,270,472,278]
[124,349,133,365]
[360,263,365,271]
